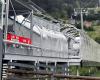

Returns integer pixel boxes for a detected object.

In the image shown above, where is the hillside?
[32,0,100,43]
[87,25,100,43]
[33,0,98,19]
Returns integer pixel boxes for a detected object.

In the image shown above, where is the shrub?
[95,37,100,44]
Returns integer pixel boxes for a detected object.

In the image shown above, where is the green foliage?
[84,27,94,31]
[43,17,51,21]
[79,67,96,76]
[69,66,97,76]
[32,0,98,19]
[69,66,77,75]
[32,0,100,44]
[79,68,90,76]
[95,37,100,44]
[0,1,2,19]
[33,13,44,17]
[86,14,100,21]
[75,22,94,31]
[87,25,100,44]
[60,27,67,32]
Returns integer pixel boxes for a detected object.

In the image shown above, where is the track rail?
[6,69,100,80]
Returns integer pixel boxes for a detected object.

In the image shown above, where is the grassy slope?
[84,26,100,76]
[87,25,100,40]
[93,71,100,77]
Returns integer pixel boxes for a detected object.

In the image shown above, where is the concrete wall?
[80,32,100,63]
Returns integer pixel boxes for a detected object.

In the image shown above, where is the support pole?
[67,62,70,76]
[51,62,56,80]
[0,29,3,80]
[37,61,40,80]
[13,15,16,34]
[99,0,100,7]
[76,66,79,76]
[0,1,4,80]
[45,62,48,80]
[64,63,67,75]
[30,10,33,40]
[5,0,9,39]
[80,9,84,31]
[4,0,9,55]
[34,61,36,70]
[54,62,56,73]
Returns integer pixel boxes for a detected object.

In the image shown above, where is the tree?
[95,37,100,44]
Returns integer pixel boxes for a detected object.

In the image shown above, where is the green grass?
[92,70,100,77]
[69,66,98,76]
[87,25,100,42]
